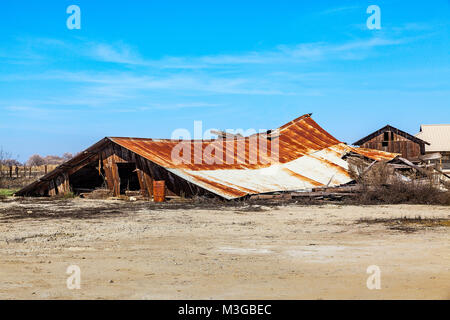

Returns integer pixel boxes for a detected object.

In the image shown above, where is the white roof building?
[415,124,450,153]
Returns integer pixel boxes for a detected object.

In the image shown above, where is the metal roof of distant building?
[416,124,450,152]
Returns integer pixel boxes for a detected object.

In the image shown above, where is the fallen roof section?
[16,114,399,200]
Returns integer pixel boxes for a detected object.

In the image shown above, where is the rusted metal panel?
[348,147,400,162]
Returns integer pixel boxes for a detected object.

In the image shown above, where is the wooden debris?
[80,189,112,199]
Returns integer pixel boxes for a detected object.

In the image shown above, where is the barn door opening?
[69,163,105,194]
[117,163,140,194]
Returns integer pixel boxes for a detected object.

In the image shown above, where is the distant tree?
[27,154,46,166]
[0,147,21,166]
[3,159,21,166]
[62,152,74,161]
[43,155,65,165]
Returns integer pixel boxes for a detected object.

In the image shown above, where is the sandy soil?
[0,198,449,300]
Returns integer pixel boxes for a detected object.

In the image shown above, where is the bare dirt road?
[0,198,449,299]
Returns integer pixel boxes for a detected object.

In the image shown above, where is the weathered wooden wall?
[360,131,423,160]
[97,142,212,198]
[16,140,216,199]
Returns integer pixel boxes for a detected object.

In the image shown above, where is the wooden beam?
[63,172,70,194]
[48,179,57,196]
[68,154,99,175]
[136,169,148,197]
[432,166,450,179]
[139,157,154,197]
[112,154,121,196]
[397,157,430,176]
[101,147,120,197]
[56,175,66,195]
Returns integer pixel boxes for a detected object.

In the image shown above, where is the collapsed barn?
[16,114,402,200]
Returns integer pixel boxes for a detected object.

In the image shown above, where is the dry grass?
[357,216,450,233]
[348,158,450,205]
[0,176,36,189]
[357,181,450,205]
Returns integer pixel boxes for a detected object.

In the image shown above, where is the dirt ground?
[0,197,449,300]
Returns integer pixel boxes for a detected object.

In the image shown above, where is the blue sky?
[1,0,449,162]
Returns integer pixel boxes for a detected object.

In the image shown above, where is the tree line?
[0,147,75,167]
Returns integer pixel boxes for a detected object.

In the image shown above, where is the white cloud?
[88,42,145,65]
[3,33,414,70]
[319,5,360,15]
[0,33,423,112]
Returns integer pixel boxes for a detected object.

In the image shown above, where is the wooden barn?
[353,125,430,161]
[15,114,398,200]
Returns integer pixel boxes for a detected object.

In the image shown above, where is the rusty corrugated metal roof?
[110,114,399,199]
[347,147,401,162]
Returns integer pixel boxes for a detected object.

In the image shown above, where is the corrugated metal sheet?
[416,124,450,152]
[110,114,399,199]
[347,147,400,162]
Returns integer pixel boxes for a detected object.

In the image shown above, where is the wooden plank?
[136,168,148,197]
[102,149,115,195]
[141,158,154,197]
[250,194,292,200]
[101,145,121,196]
[109,151,120,196]
[68,154,99,175]
[56,175,65,194]
[63,172,70,194]
[134,156,148,196]
[397,157,430,176]
[291,192,358,197]
[432,166,450,179]
[49,180,57,196]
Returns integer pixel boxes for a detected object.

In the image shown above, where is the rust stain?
[281,168,324,187]
[349,147,399,161]
[185,173,248,198]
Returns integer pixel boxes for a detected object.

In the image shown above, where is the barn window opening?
[382,131,391,147]
[117,163,140,194]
